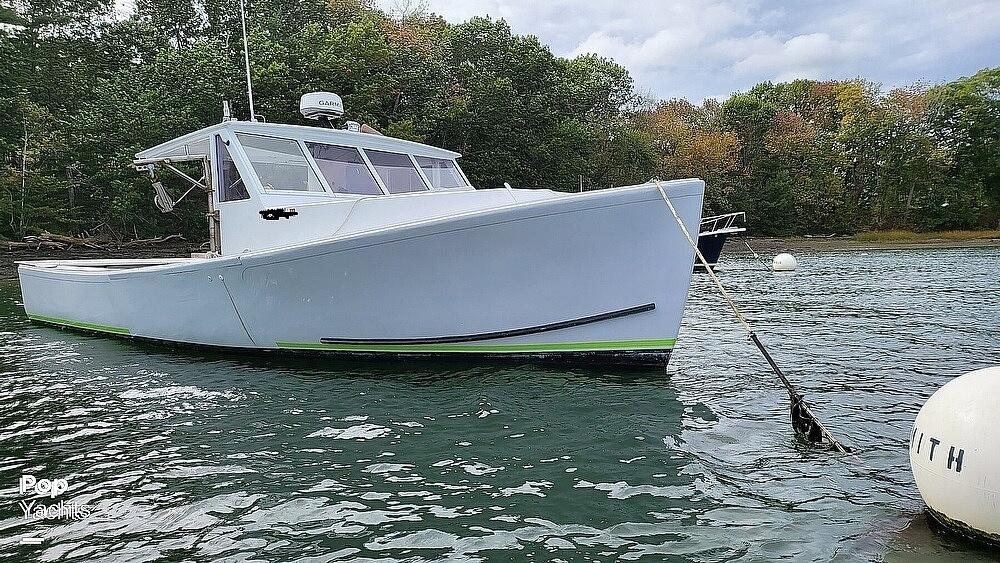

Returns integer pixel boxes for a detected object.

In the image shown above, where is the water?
[0,247,998,562]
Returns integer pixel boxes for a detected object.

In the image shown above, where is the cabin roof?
[135,120,462,161]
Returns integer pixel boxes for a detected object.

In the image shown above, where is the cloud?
[719,32,865,81]
[377,0,1000,101]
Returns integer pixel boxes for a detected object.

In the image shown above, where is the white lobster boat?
[17,94,705,366]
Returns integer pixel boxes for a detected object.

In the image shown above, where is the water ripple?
[0,247,998,561]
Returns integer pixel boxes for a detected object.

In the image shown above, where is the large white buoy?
[910,366,1000,544]
[772,253,798,271]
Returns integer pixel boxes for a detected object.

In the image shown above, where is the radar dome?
[299,92,344,121]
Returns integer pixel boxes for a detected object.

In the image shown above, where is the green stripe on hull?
[28,314,131,335]
[275,338,676,353]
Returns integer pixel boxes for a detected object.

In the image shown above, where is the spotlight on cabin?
[299,92,344,126]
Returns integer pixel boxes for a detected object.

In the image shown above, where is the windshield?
[364,149,428,194]
[306,142,383,195]
[414,156,467,189]
[236,133,325,193]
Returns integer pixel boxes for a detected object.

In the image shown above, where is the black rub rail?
[320,302,656,345]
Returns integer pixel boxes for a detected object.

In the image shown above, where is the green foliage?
[924,68,1000,228]
[0,0,996,240]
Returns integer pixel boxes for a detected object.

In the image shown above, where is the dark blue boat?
[695,212,746,271]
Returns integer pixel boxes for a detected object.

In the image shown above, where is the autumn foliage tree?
[636,73,1000,234]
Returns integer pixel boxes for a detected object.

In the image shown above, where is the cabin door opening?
[213,135,252,256]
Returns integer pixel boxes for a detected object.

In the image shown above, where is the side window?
[216,136,249,202]
[305,142,383,195]
[364,149,428,194]
[236,133,325,193]
[414,156,467,189]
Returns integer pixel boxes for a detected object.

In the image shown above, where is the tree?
[925,68,1000,228]
[0,0,996,241]
[638,99,741,215]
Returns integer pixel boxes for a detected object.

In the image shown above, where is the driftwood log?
[4,232,185,251]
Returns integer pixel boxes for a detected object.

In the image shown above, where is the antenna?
[239,0,256,122]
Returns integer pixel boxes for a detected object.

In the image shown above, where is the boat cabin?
[134,92,562,257]
[136,120,473,199]
[134,118,555,257]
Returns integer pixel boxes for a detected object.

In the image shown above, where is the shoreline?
[1,241,196,282]
[3,233,998,281]
[743,233,1000,253]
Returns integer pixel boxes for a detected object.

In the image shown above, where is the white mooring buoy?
[772,253,798,271]
[910,366,1000,544]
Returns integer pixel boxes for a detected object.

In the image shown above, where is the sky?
[377,0,1000,102]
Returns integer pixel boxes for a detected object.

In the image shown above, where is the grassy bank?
[851,229,1000,242]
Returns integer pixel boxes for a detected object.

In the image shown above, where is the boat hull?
[695,231,730,270]
[694,228,745,271]
[18,181,704,367]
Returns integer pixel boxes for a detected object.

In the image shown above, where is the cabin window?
[305,142,383,195]
[364,149,428,194]
[216,137,250,202]
[236,133,325,193]
[414,156,467,189]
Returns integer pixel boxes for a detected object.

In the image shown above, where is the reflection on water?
[0,247,998,562]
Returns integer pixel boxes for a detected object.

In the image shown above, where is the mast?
[239,0,256,122]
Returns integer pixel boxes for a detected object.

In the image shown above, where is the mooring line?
[653,181,851,454]
[742,238,771,270]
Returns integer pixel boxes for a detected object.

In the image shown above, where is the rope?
[742,238,770,270]
[653,181,851,454]
[172,181,201,207]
